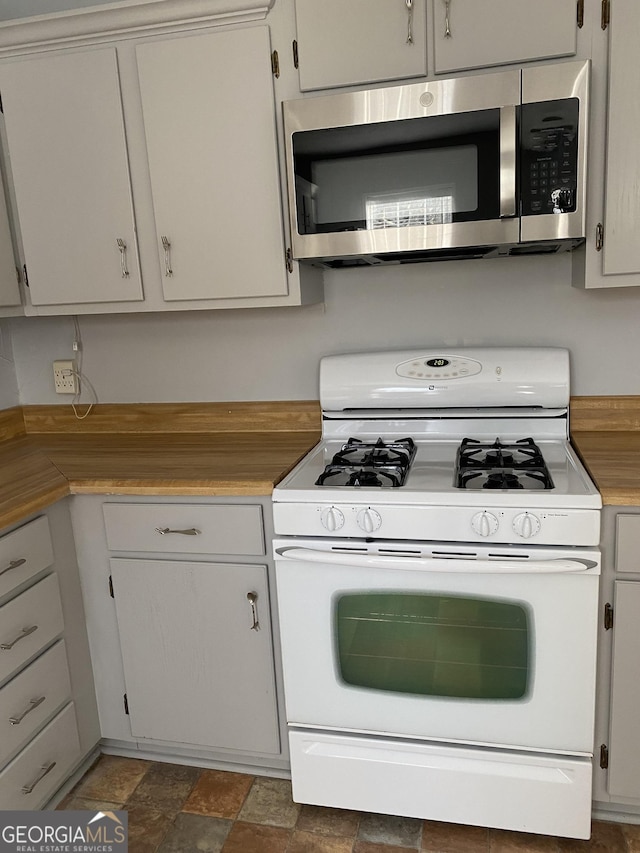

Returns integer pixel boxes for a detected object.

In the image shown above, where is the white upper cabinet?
[0,9,323,315]
[0,166,19,309]
[0,49,143,306]
[602,0,640,278]
[136,27,288,302]
[572,0,640,289]
[294,0,427,91]
[433,0,577,75]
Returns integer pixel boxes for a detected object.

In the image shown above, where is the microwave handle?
[499,105,517,219]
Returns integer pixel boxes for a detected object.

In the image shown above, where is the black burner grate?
[455,437,554,490]
[315,437,416,488]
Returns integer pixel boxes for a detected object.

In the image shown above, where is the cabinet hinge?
[600,743,609,769]
[595,222,604,252]
[15,266,20,284]
[285,247,294,273]
[22,264,29,287]
[123,693,129,715]
[601,0,610,29]
[604,602,614,630]
[577,0,584,28]
[271,49,280,78]
[292,39,299,69]
[108,575,114,598]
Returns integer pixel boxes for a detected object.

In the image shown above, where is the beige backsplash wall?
[8,253,640,404]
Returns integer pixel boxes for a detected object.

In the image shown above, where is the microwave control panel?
[520,98,579,216]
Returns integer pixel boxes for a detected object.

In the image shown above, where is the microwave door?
[284,71,520,264]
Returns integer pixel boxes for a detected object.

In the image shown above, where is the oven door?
[274,539,600,755]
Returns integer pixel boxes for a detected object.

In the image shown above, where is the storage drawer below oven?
[289,729,593,840]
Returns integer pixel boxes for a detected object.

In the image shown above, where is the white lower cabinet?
[594,507,640,813]
[72,495,286,770]
[0,703,81,811]
[111,558,279,753]
[0,506,100,809]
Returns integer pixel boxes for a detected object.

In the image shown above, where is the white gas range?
[273,346,601,546]
[272,347,602,841]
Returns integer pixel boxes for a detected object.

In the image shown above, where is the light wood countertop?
[3,396,640,531]
[0,402,321,531]
[571,397,640,506]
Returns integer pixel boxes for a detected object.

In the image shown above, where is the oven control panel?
[396,355,482,381]
[274,502,601,547]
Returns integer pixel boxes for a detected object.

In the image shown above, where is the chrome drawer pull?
[405,0,414,43]
[116,238,130,278]
[161,235,173,277]
[444,0,452,37]
[1,625,38,650]
[22,761,56,795]
[247,591,260,631]
[0,558,26,577]
[155,527,201,536]
[10,696,46,725]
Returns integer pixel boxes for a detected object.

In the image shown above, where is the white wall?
[0,319,19,408]
[9,252,640,404]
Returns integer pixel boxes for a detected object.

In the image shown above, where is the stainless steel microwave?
[283,60,589,267]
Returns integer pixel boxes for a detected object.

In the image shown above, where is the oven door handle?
[275,547,597,574]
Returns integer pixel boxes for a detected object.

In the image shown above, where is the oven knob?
[471,511,499,537]
[320,507,345,532]
[513,512,541,539]
[357,508,382,533]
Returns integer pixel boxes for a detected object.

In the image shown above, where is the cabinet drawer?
[0,516,54,601]
[103,503,265,556]
[616,515,640,573]
[0,702,80,810]
[0,641,72,769]
[0,574,64,685]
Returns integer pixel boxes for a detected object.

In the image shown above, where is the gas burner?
[332,437,416,468]
[455,437,554,490]
[316,437,416,488]
[457,437,546,470]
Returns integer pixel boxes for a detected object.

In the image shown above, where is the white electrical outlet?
[53,359,78,394]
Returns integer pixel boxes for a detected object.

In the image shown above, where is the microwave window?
[335,592,530,700]
[292,109,501,235]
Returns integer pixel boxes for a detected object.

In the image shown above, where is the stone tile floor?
[58,755,640,853]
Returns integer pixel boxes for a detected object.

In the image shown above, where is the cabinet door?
[294,0,427,92]
[608,580,640,798]
[433,0,577,74]
[111,558,280,754]
[136,26,288,302]
[0,161,19,308]
[602,0,640,277]
[0,49,143,306]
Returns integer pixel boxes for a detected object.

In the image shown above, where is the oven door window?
[292,109,500,236]
[335,593,529,700]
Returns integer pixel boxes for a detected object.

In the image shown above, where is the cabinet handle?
[161,236,173,277]
[0,558,26,577]
[155,527,201,536]
[1,625,38,651]
[247,591,260,631]
[22,761,56,795]
[405,0,414,44]
[9,696,46,726]
[116,238,130,278]
[444,0,452,37]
